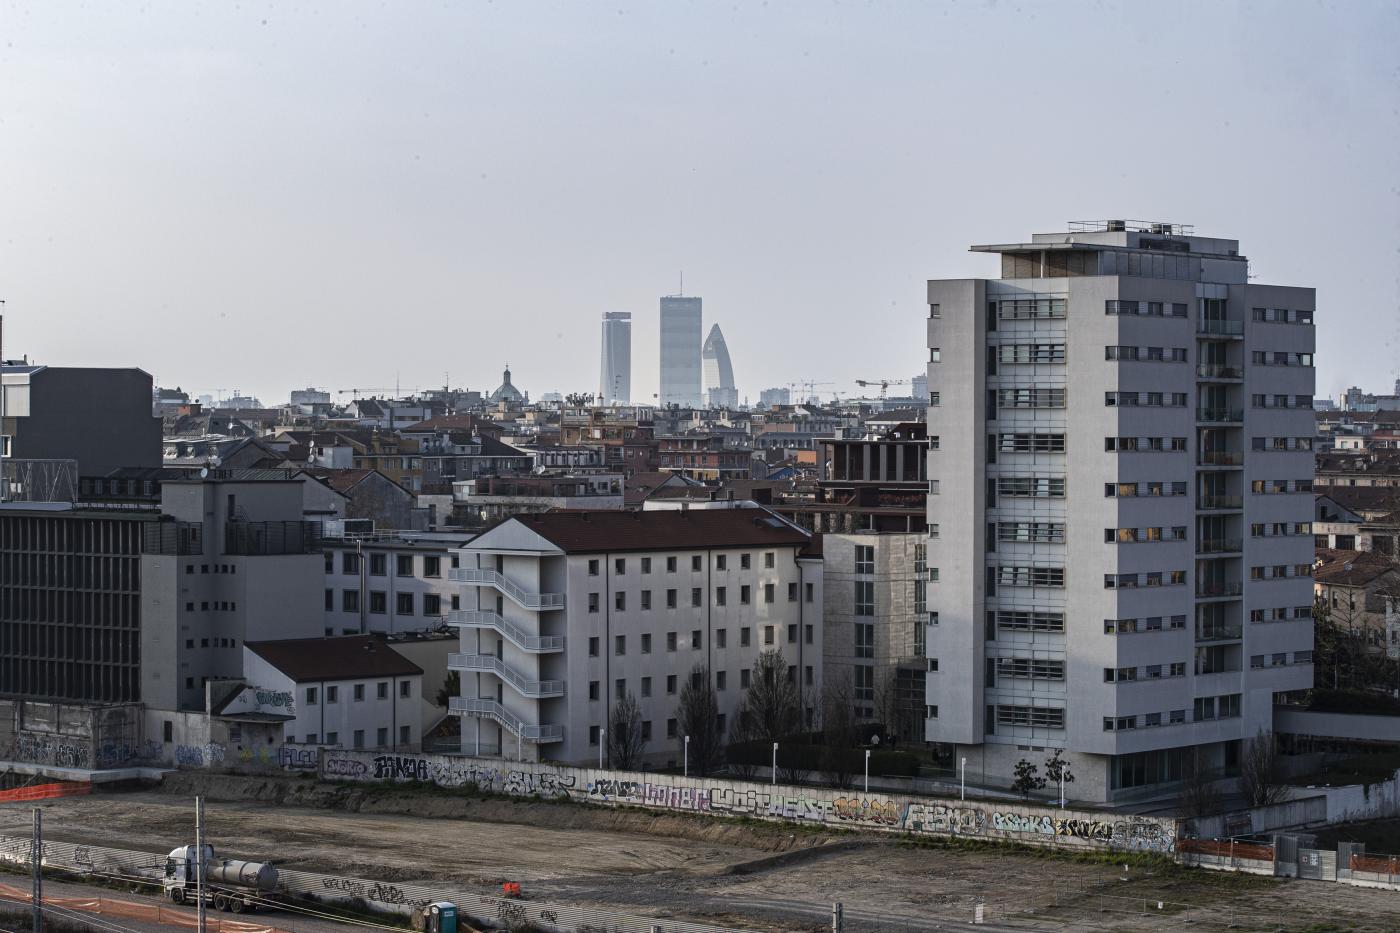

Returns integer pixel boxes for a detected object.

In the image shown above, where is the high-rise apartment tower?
[599,312,632,405]
[925,220,1315,802]
[659,295,702,408]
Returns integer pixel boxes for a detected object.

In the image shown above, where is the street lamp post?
[771,742,779,785]
[599,728,605,770]
[960,757,967,801]
[864,749,871,794]
[1059,770,1066,809]
[684,735,690,777]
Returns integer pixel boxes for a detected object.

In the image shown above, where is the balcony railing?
[449,568,565,610]
[447,610,564,653]
[1197,495,1243,510]
[449,697,564,743]
[448,653,565,698]
[1197,539,1243,555]
[1196,581,1243,599]
[1198,451,1243,466]
[224,520,322,556]
[1197,320,1244,337]
[1197,364,1243,380]
[1196,625,1243,642]
[1196,409,1244,423]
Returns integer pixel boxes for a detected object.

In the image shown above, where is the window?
[716,628,727,648]
[740,626,751,647]
[369,591,386,614]
[588,636,599,657]
[400,680,411,697]
[641,557,651,573]
[588,681,600,701]
[423,594,442,616]
[588,592,599,613]
[740,668,752,688]
[376,681,388,699]
[855,623,874,659]
[740,584,751,604]
[716,554,728,571]
[998,476,1066,498]
[666,675,677,694]
[716,586,727,606]
[641,676,652,697]
[691,587,702,607]
[805,582,814,602]
[326,686,339,703]
[995,705,1065,729]
[589,725,600,746]
[342,553,359,574]
[396,555,413,577]
[641,633,652,653]
[615,678,627,700]
[854,545,874,574]
[998,433,1066,453]
[377,727,388,746]
[691,629,702,649]
[615,591,626,611]
[326,731,339,745]
[667,718,678,738]
[997,566,1065,587]
[715,670,727,690]
[999,388,1066,408]
[667,556,677,572]
[691,555,702,572]
[396,592,414,615]
[666,631,677,652]
[369,553,386,576]
[353,684,365,701]
[306,687,318,705]
[588,559,600,576]
[764,583,775,604]
[614,557,626,575]
[997,343,1066,364]
[615,635,626,656]
[855,580,875,615]
[400,725,410,745]
[342,590,359,612]
[353,729,365,749]
[423,556,440,578]
[666,588,677,608]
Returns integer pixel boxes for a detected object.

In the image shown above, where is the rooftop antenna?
[679,270,683,297]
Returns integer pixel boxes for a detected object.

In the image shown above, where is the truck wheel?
[213,893,228,912]
[230,898,245,914]
[170,889,185,905]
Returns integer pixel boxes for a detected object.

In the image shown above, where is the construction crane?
[855,378,911,400]
[785,380,833,405]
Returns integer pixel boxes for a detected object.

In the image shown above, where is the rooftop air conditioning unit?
[1106,220,1126,232]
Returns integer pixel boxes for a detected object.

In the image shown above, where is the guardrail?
[448,654,565,698]
[448,697,564,742]
[448,568,565,610]
[1197,320,1244,337]
[447,610,564,652]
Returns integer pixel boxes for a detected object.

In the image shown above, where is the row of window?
[1250,651,1312,669]
[1105,391,1189,407]
[328,589,447,616]
[304,681,412,704]
[184,600,237,613]
[1103,615,1187,634]
[328,552,444,578]
[290,726,413,747]
[1104,662,1187,682]
[990,704,1065,730]
[588,664,819,702]
[1104,300,1190,318]
[1106,346,1189,362]
[589,552,777,576]
[586,582,809,612]
[998,522,1065,543]
[1253,521,1312,537]
[1105,481,1190,498]
[1102,693,1243,733]
[1106,436,1188,452]
[1251,394,1314,409]
[1249,564,1313,580]
[991,656,1064,681]
[1104,571,1187,588]
[1250,479,1313,494]
[994,565,1065,588]
[183,636,238,649]
[997,344,1066,364]
[1251,351,1313,367]
[993,297,1067,320]
[998,432,1066,453]
[992,610,1065,633]
[1105,526,1188,543]
[1252,307,1313,324]
[1252,436,1314,451]
[1250,605,1312,623]
[585,624,815,656]
[185,563,238,575]
[998,477,1066,498]
[998,388,1066,408]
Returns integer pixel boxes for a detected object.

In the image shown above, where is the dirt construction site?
[2,773,1399,933]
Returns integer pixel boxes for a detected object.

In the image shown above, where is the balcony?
[447,610,564,653]
[449,568,565,610]
[1197,364,1243,381]
[1197,320,1244,337]
[1197,539,1243,555]
[1196,624,1243,642]
[1196,581,1243,599]
[1196,409,1244,424]
[1198,451,1243,467]
[449,697,564,743]
[1197,495,1243,510]
[224,520,322,556]
[448,653,565,698]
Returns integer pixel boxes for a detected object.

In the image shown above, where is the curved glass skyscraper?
[702,323,737,409]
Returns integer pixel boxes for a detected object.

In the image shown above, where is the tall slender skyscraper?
[599,312,632,405]
[659,295,702,408]
[702,323,738,409]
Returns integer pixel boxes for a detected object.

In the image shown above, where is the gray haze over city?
[1,1,1396,404]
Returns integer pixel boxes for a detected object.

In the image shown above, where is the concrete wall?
[316,749,1179,854]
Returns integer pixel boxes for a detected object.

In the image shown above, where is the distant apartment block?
[660,295,702,408]
[759,387,791,409]
[925,220,1316,802]
[1,364,161,476]
[599,312,632,405]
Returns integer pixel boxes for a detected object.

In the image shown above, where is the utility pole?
[195,796,206,933]
[31,807,42,933]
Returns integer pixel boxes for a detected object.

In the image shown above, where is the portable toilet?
[423,901,456,933]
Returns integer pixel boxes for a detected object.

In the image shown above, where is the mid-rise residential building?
[600,312,632,405]
[1,364,162,476]
[447,508,823,764]
[320,530,473,636]
[660,295,703,408]
[925,220,1316,802]
[658,434,756,482]
[702,324,738,409]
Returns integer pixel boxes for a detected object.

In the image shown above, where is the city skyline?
[1,3,1394,405]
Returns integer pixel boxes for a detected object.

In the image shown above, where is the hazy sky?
[2,1,1397,406]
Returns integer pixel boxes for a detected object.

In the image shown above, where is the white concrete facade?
[924,223,1316,802]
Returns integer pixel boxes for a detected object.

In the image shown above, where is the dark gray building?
[2,365,162,476]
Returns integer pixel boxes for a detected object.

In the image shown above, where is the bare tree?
[725,708,760,779]
[820,673,861,788]
[1240,730,1288,808]
[1177,747,1222,819]
[608,692,646,771]
[676,665,722,775]
[739,649,802,743]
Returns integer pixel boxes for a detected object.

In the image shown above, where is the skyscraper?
[925,220,1315,802]
[702,323,738,409]
[659,295,702,408]
[599,312,632,405]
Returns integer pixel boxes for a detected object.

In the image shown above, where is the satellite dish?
[199,467,209,478]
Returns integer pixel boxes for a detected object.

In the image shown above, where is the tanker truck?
[162,844,278,913]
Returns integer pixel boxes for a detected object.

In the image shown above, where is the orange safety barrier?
[0,782,93,803]
[0,882,293,933]
[502,881,522,897]
[1350,853,1400,875]
[1177,838,1274,861]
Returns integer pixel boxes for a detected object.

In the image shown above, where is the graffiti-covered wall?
[319,750,1179,854]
